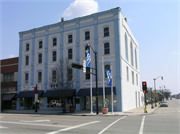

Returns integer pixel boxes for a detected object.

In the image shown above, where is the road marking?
[139,116,145,134]
[176,108,180,112]
[0,125,8,129]
[0,115,93,122]
[98,116,126,134]
[20,119,51,123]
[46,121,100,134]
[0,121,69,128]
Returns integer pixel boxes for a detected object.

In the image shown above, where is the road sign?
[35,94,38,102]
[83,60,86,73]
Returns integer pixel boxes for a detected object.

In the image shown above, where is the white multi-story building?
[17,7,143,112]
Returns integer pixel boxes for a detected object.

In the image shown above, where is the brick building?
[1,57,18,109]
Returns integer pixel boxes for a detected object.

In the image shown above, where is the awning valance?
[16,90,44,98]
[42,89,76,98]
[76,87,116,96]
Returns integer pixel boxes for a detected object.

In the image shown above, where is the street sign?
[83,60,86,73]
[35,94,38,102]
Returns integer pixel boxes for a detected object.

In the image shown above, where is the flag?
[87,52,91,67]
[106,69,112,86]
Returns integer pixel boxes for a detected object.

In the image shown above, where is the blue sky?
[0,0,179,94]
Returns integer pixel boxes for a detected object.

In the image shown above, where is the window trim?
[104,27,109,37]
[25,55,29,66]
[52,70,56,82]
[39,40,43,49]
[85,31,90,40]
[25,73,29,84]
[52,37,57,46]
[38,71,42,83]
[26,43,29,51]
[68,34,73,44]
[104,42,110,55]
[68,48,73,60]
[38,53,42,64]
[52,51,57,62]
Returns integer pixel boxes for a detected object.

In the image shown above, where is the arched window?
[52,51,56,62]
[104,64,110,78]
[38,72,42,83]
[68,48,72,59]
[125,33,128,61]
[25,56,29,65]
[130,41,134,66]
[53,38,57,46]
[104,27,109,37]
[104,42,110,55]
[85,31,90,40]
[85,45,90,57]
[38,53,42,64]
[135,48,138,69]
[26,43,29,51]
[39,41,42,49]
[68,34,73,43]
[52,70,56,82]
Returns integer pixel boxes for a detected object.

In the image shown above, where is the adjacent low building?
[17,7,144,112]
[1,57,18,109]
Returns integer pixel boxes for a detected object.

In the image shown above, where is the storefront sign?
[22,85,41,91]
[84,81,108,88]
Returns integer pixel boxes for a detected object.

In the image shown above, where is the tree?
[48,59,76,113]
[158,89,171,100]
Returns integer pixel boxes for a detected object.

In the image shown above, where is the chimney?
[124,18,127,23]
[61,17,65,22]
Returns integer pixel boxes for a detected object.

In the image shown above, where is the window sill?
[103,54,111,56]
[102,36,110,38]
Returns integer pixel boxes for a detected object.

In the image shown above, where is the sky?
[0,0,179,95]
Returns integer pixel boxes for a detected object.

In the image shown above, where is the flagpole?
[111,63,114,114]
[102,55,105,107]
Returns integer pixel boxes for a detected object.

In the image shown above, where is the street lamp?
[150,86,153,109]
[87,42,99,115]
[153,76,163,107]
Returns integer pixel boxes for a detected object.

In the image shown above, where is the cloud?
[9,55,15,58]
[62,0,99,20]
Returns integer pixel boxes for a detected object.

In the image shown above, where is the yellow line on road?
[0,115,94,122]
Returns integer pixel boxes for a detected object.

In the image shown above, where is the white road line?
[98,116,127,134]
[139,116,145,134]
[0,125,8,129]
[176,108,180,112]
[46,121,100,134]
[0,121,69,128]
[20,119,51,123]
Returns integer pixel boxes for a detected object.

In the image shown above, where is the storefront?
[76,87,116,111]
[1,93,17,109]
[16,90,44,109]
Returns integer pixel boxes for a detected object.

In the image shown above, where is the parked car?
[50,100,62,107]
[159,101,168,107]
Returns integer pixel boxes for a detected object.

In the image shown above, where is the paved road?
[0,99,179,134]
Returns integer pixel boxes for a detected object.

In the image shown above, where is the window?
[68,48,72,59]
[68,34,73,43]
[26,44,29,51]
[85,31,90,40]
[85,45,90,57]
[52,51,56,62]
[25,73,28,84]
[68,68,72,81]
[86,67,90,79]
[136,74,138,86]
[53,38,57,46]
[3,73,14,82]
[39,41,42,49]
[25,56,29,65]
[135,48,138,69]
[38,53,42,64]
[38,72,42,83]
[125,33,128,61]
[132,71,134,84]
[104,42,110,55]
[130,41,134,66]
[104,27,109,37]
[52,70,56,82]
[126,66,129,81]
[104,64,110,78]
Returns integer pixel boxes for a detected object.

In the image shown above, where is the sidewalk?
[1,104,159,116]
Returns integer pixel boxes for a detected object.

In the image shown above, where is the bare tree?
[48,59,76,113]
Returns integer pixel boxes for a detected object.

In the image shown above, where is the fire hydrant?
[144,108,147,113]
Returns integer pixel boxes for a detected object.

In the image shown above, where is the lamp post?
[87,42,99,114]
[150,86,153,109]
[153,76,163,107]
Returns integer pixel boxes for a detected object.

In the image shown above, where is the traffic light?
[72,63,83,69]
[142,82,147,93]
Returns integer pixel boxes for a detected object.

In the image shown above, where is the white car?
[159,101,168,107]
[51,100,62,107]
